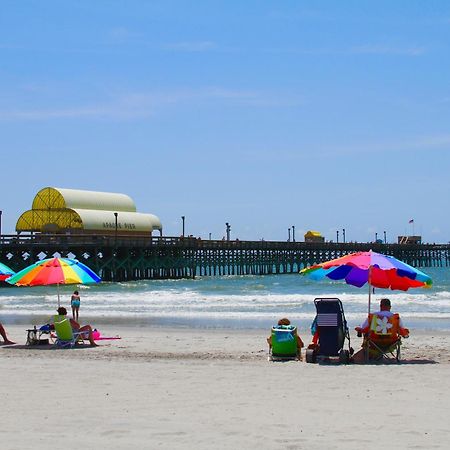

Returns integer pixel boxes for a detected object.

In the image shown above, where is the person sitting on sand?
[0,322,15,345]
[352,298,409,363]
[54,307,98,347]
[267,317,304,352]
[307,316,320,349]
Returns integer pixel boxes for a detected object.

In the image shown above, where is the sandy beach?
[1,324,450,450]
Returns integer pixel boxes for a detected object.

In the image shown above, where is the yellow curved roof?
[304,230,322,237]
[32,187,136,212]
[17,209,82,232]
[16,209,162,233]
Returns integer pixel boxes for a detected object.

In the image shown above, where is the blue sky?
[1,1,449,243]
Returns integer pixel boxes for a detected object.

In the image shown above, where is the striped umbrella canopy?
[6,257,101,306]
[0,261,15,281]
[300,250,432,313]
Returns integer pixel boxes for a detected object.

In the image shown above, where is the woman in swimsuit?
[71,290,81,321]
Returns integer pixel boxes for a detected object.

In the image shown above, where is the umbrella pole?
[365,266,373,363]
[57,283,60,308]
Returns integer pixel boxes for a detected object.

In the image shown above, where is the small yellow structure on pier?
[304,230,325,243]
[16,187,162,235]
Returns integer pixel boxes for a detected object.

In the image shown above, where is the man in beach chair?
[353,298,409,363]
[53,307,97,347]
[267,318,304,361]
[306,298,352,364]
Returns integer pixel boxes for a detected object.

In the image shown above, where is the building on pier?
[398,235,422,244]
[15,187,162,236]
[304,230,325,243]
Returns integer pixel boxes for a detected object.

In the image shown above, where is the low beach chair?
[53,315,85,348]
[269,325,301,361]
[306,298,352,364]
[363,313,403,362]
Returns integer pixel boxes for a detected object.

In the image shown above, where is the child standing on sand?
[71,290,81,321]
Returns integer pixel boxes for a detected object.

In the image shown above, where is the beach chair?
[25,324,53,346]
[269,325,301,361]
[53,315,85,348]
[306,298,352,364]
[362,313,403,362]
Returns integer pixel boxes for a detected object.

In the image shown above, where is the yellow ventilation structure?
[16,187,162,234]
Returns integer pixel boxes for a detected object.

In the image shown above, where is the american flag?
[317,313,338,327]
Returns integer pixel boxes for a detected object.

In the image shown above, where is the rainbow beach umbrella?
[300,250,432,313]
[6,257,101,306]
[0,261,15,281]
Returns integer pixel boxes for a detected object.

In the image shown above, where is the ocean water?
[1,267,450,331]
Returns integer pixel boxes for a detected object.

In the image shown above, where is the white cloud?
[161,41,217,52]
[316,134,450,158]
[0,87,300,121]
[264,44,426,57]
[0,43,24,50]
[0,104,150,121]
[242,133,450,164]
[411,134,450,148]
[267,9,333,21]
[0,95,154,121]
[193,87,302,107]
[349,44,425,56]
[109,27,139,40]
[106,26,219,52]
[105,27,151,46]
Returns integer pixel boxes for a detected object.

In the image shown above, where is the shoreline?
[1,311,450,333]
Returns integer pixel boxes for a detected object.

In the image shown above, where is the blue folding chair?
[306,298,352,363]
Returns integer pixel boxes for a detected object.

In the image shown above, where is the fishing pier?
[1,234,449,282]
